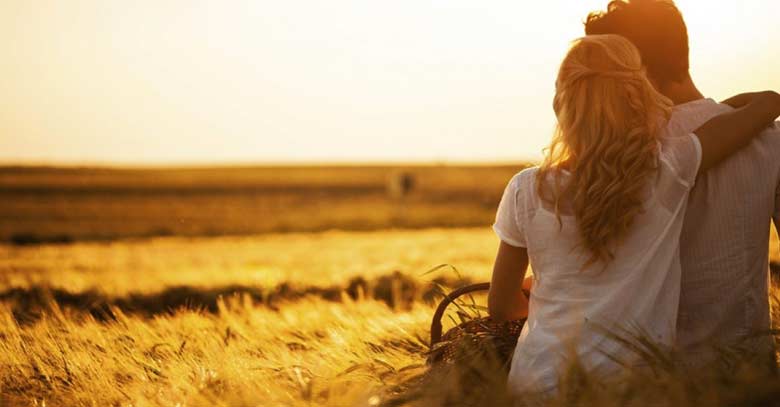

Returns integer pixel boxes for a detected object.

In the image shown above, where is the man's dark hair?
[585,0,689,85]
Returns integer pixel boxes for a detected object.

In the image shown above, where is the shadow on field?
[0,271,473,325]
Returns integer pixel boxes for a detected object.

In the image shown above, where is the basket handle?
[430,282,531,348]
[430,282,491,347]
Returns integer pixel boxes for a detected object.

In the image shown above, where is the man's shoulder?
[710,121,780,180]
[756,121,780,145]
[745,121,780,163]
[671,98,780,155]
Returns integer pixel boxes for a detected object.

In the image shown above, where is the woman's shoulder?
[508,166,540,189]
[657,133,702,187]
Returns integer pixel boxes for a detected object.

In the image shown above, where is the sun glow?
[0,0,777,164]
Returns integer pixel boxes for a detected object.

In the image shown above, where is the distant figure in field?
[487,0,780,395]
[387,171,415,200]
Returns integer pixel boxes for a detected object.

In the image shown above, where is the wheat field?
[1,164,779,406]
[1,228,779,406]
[0,228,496,406]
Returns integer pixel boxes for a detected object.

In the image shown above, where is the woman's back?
[493,132,701,392]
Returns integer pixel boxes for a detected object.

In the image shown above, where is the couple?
[487,0,780,394]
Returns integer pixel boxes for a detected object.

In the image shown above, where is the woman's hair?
[536,34,673,266]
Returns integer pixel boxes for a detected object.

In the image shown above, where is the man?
[584,0,780,362]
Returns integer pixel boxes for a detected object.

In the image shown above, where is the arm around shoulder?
[694,91,780,173]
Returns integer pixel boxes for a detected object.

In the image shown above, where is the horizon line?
[0,157,540,170]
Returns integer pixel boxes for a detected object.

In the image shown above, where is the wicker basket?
[427,282,527,366]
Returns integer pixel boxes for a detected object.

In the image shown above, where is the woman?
[487,34,780,393]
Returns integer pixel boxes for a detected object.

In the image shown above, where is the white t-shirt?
[493,133,702,393]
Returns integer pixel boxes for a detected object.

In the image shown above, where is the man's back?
[667,98,780,359]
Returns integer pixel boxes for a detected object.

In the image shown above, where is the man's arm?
[488,241,530,322]
[695,91,780,173]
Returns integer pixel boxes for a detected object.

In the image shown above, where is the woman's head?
[538,34,673,266]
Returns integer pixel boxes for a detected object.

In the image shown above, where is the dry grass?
[1,228,779,406]
[0,228,491,406]
[0,297,433,406]
[3,291,780,407]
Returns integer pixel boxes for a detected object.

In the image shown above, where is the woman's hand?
[522,275,534,297]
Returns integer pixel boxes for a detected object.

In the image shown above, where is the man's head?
[585,1,689,89]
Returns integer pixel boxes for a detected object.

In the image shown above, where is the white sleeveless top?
[493,133,702,393]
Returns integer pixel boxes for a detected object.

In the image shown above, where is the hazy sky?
[1,0,778,165]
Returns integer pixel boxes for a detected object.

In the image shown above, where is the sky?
[0,0,778,165]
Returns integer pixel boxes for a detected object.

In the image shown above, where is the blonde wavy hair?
[537,34,673,266]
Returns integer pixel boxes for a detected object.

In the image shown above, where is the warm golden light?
[0,0,777,164]
[1,4,779,406]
